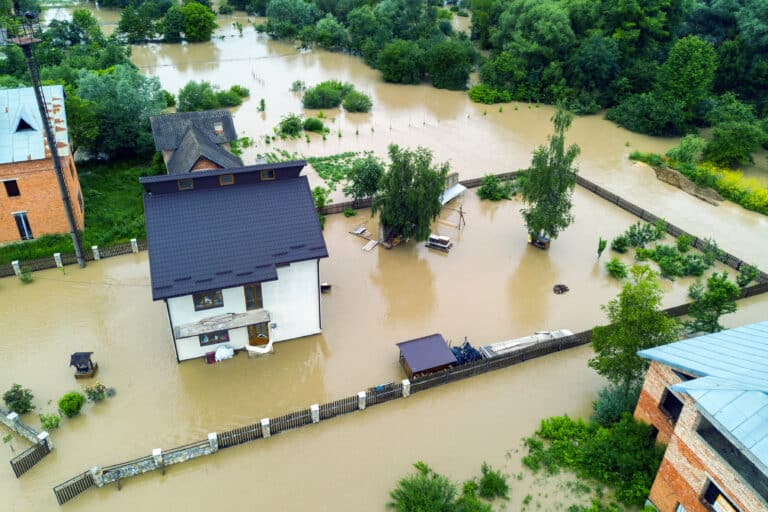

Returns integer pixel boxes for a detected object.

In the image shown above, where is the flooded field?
[3,4,766,510]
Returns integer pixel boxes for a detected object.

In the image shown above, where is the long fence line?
[50,277,766,505]
[1,406,54,478]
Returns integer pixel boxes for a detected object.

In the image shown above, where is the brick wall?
[635,361,766,512]
[191,157,222,172]
[0,155,84,243]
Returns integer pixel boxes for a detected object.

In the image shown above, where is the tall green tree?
[343,154,384,204]
[64,87,99,156]
[589,265,682,391]
[372,145,448,241]
[181,1,217,42]
[162,4,185,42]
[519,105,580,242]
[687,272,740,333]
[424,38,474,90]
[378,39,424,84]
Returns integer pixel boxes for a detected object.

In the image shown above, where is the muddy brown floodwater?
[2,5,766,510]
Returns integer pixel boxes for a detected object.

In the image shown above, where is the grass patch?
[0,160,158,265]
[306,152,361,191]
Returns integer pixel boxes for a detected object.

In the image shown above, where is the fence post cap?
[208,432,217,441]
[7,411,19,421]
[260,418,270,426]
[152,448,162,457]
[91,245,98,250]
[401,379,410,386]
[357,391,366,398]
[89,465,102,475]
[36,431,49,441]
[310,404,319,412]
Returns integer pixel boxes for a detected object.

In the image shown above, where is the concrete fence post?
[90,466,104,487]
[91,246,101,260]
[7,411,19,423]
[11,261,20,276]
[401,379,411,398]
[260,418,271,438]
[37,431,53,450]
[152,448,163,468]
[53,253,63,268]
[130,238,139,253]
[357,391,367,410]
[207,432,218,452]
[310,404,320,424]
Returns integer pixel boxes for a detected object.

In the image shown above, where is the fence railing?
[54,471,95,506]
[10,441,50,478]
[218,422,263,448]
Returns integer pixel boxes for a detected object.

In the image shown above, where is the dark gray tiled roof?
[143,175,328,300]
[165,125,243,175]
[397,334,458,373]
[150,110,238,150]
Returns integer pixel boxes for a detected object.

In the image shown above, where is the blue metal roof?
[639,321,768,477]
[142,171,328,300]
[0,85,70,164]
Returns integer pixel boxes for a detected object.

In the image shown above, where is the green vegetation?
[478,463,508,500]
[58,392,86,418]
[373,145,449,242]
[302,117,327,133]
[18,267,34,284]
[604,258,627,280]
[278,113,304,138]
[610,235,629,254]
[676,234,693,253]
[468,84,512,105]
[84,382,108,402]
[302,81,373,112]
[311,186,331,229]
[522,414,663,507]
[342,90,373,113]
[520,105,580,243]
[229,137,253,157]
[589,265,681,390]
[591,384,641,428]
[737,265,759,288]
[3,384,34,414]
[343,154,385,203]
[307,152,361,190]
[477,174,515,201]
[177,81,250,112]
[115,0,218,43]
[687,272,740,333]
[39,413,61,431]
[596,237,607,259]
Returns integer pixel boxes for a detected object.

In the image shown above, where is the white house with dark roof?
[140,161,328,362]
[634,321,768,512]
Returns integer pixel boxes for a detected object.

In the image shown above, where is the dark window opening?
[660,389,684,423]
[244,283,263,310]
[276,262,290,268]
[77,190,83,213]
[4,180,20,197]
[178,179,194,191]
[15,117,34,132]
[672,369,696,382]
[13,212,33,240]
[193,290,223,311]
[199,330,229,346]
[702,480,740,512]
[219,174,234,186]
[260,169,276,181]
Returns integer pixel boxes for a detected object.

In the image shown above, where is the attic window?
[219,174,234,186]
[213,122,224,134]
[178,179,194,191]
[260,169,276,181]
[660,388,684,424]
[15,118,35,132]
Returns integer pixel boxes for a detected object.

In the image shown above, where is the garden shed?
[396,333,458,380]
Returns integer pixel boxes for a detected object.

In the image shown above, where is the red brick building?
[0,85,84,244]
[634,322,768,512]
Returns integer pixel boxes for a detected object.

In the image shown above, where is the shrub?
[58,392,86,418]
[302,117,325,133]
[597,237,607,259]
[605,257,628,279]
[468,84,512,104]
[342,90,372,113]
[688,278,705,300]
[591,384,641,427]
[665,134,705,164]
[680,254,707,277]
[302,80,352,109]
[477,174,514,201]
[658,255,683,279]
[39,413,61,430]
[737,264,759,287]
[278,113,303,137]
[84,382,107,402]
[455,480,493,512]
[3,384,34,414]
[701,237,724,265]
[218,2,233,14]
[388,461,457,512]
[625,222,661,248]
[634,247,654,261]
[229,84,250,97]
[610,235,629,253]
[343,208,356,217]
[215,89,243,107]
[676,234,693,253]
[478,462,509,500]
[162,89,176,107]
[18,267,33,284]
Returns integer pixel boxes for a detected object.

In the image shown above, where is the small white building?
[141,161,328,362]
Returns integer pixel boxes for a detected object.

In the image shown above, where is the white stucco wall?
[166,259,321,361]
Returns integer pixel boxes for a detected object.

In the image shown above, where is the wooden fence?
[218,422,264,448]
[54,471,95,506]
[10,441,50,478]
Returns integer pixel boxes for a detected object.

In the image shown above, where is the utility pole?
[4,12,86,267]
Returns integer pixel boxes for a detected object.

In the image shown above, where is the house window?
[77,190,83,213]
[244,283,263,310]
[219,174,234,186]
[178,179,194,191]
[660,388,684,423]
[193,290,223,311]
[13,212,33,240]
[260,169,276,180]
[247,322,269,345]
[213,121,224,134]
[702,480,739,512]
[199,330,229,346]
[4,180,20,197]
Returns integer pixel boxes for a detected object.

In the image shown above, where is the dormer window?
[178,179,194,191]
[261,169,276,181]
[213,122,224,134]
[15,118,35,132]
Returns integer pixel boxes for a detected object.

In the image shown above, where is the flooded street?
[2,4,766,510]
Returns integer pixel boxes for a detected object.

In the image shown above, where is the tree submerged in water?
[519,105,580,246]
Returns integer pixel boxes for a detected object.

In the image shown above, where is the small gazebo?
[70,352,98,379]
[396,333,458,380]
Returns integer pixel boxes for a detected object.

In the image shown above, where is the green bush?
[279,113,303,137]
[342,90,373,112]
[18,267,34,284]
[215,89,243,107]
[468,84,512,104]
[610,235,629,253]
[343,208,357,217]
[676,234,693,253]
[680,254,708,277]
[478,462,509,500]
[455,481,493,512]
[591,384,641,427]
[3,384,34,414]
[39,413,61,430]
[605,257,628,279]
[634,247,654,261]
[737,264,759,287]
[388,461,457,512]
[229,84,250,97]
[477,174,514,201]
[657,255,683,279]
[84,382,107,402]
[302,80,353,109]
[218,2,233,14]
[58,392,86,418]
[302,117,326,133]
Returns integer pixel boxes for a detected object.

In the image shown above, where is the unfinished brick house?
[635,321,768,512]
[0,85,84,244]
